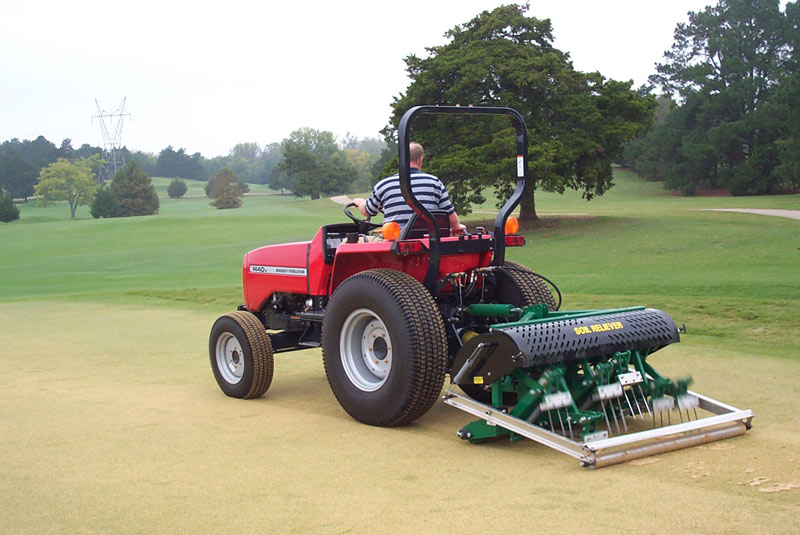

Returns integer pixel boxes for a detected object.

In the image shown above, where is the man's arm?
[352,197,369,218]
[449,212,466,234]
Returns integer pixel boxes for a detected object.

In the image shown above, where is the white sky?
[0,0,733,157]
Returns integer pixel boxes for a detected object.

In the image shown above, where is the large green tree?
[646,0,798,194]
[280,128,355,199]
[35,156,102,218]
[385,4,655,220]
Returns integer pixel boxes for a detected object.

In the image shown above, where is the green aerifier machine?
[445,301,754,468]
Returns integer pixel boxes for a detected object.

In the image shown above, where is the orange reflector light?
[381,221,401,241]
[505,216,519,234]
[505,235,526,247]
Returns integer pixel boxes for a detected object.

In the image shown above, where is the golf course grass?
[1,170,798,533]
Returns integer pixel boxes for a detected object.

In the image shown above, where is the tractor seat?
[404,211,451,240]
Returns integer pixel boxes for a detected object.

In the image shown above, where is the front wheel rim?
[340,308,392,392]
[215,332,244,384]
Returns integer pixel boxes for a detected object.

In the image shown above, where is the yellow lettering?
[575,322,624,336]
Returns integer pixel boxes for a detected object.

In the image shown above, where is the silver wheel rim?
[215,332,244,384]
[340,308,392,392]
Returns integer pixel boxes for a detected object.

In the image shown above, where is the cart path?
[699,208,800,220]
[330,195,353,205]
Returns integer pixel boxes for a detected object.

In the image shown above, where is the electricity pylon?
[93,98,130,182]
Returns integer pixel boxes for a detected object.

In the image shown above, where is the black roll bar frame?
[396,105,530,291]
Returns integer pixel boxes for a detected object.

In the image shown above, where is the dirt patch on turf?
[629,456,662,466]
[759,482,800,493]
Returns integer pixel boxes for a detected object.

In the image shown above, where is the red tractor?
[210,106,753,467]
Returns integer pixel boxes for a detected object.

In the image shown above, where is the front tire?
[209,311,274,399]
[322,269,448,427]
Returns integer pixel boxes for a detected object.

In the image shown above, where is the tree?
[24,136,59,174]
[167,178,188,198]
[110,161,159,216]
[647,0,798,195]
[770,70,800,190]
[35,156,101,218]
[339,135,386,192]
[280,128,355,199]
[208,168,243,209]
[0,149,38,200]
[89,185,120,219]
[385,4,655,220]
[74,143,103,161]
[623,95,674,179]
[230,142,261,160]
[58,138,74,160]
[0,191,20,222]
[130,151,158,176]
[156,146,205,180]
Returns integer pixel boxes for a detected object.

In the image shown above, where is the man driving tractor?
[352,142,466,234]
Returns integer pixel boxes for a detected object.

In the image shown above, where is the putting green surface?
[2,171,798,533]
[2,301,798,534]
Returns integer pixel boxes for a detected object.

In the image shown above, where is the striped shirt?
[364,168,455,228]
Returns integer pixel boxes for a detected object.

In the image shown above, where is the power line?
[93,98,130,182]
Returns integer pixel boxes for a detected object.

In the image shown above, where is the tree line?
[622,0,799,195]
[4,1,795,224]
[0,132,387,204]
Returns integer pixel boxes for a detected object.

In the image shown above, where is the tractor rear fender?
[328,237,493,295]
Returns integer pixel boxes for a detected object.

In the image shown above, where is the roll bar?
[396,105,530,290]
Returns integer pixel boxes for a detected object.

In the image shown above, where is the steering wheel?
[344,202,382,234]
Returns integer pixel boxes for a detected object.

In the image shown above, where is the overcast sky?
[0,1,740,157]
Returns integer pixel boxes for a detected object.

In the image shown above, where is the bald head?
[409,142,424,168]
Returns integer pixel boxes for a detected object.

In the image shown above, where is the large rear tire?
[322,269,448,427]
[495,261,558,311]
[209,311,274,399]
[460,261,557,402]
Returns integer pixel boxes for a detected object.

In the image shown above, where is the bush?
[167,178,188,198]
[90,162,160,218]
[208,168,243,209]
[90,186,120,219]
[0,193,20,222]
[211,189,243,209]
[111,161,159,216]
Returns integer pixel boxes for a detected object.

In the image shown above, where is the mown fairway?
[1,172,798,533]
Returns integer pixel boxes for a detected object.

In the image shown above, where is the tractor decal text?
[574,321,624,335]
[249,265,307,276]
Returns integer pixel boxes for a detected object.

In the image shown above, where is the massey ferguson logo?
[249,265,307,276]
